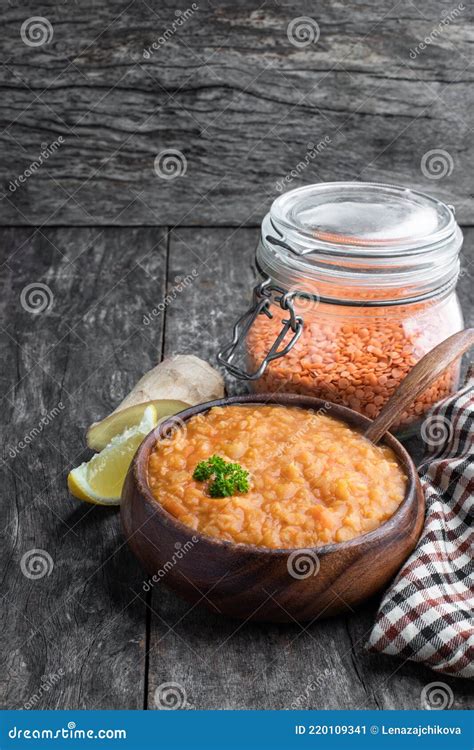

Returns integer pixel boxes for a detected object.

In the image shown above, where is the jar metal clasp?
[217,277,304,380]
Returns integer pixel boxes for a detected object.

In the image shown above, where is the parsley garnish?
[193,455,250,498]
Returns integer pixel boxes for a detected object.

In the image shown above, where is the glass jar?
[218,182,464,433]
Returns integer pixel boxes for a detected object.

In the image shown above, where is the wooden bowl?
[121,394,424,623]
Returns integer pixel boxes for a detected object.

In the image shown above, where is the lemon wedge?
[86,398,188,451]
[68,404,158,505]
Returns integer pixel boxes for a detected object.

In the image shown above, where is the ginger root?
[86,355,225,451]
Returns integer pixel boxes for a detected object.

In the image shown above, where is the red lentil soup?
[147,404,407,549]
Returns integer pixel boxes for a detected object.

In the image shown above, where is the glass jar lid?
[258,182,462,305]
[272,182,456,251]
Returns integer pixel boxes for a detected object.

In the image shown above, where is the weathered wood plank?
[1,225,472,710]
[0,0,472,225]
[0,226,169,709]
[458,229,474,330]
[145,226,473,710]
[161,225,259,382]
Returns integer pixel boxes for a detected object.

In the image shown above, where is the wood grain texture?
[144,225,474,710]
[0,0,473,225]
[1,225,473,711]
[0,226,168,709]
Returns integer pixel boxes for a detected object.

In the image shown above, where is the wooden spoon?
[365,328,474,444]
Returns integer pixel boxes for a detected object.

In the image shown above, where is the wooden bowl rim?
[128,393,419,557]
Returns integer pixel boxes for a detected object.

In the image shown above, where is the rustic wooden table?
[1,0,473,711]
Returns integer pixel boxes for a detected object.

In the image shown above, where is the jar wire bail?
[217,279,304,380]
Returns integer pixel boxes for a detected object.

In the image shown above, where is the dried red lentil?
[247,299,459,429]
[219,184,464,426]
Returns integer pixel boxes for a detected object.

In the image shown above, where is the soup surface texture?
[147,405,407,549]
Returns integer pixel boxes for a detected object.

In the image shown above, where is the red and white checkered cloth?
[367,369,474,678]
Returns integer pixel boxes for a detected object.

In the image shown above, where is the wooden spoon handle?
[364,328,474,444]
